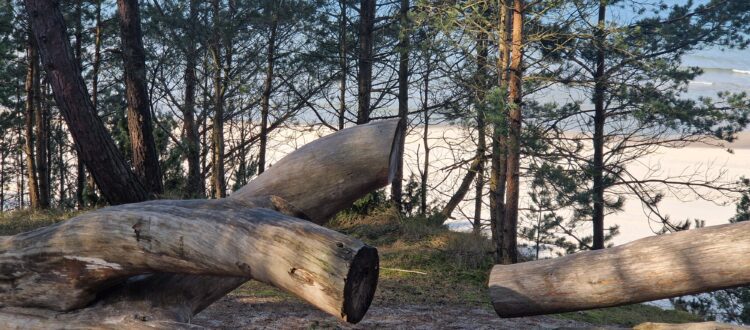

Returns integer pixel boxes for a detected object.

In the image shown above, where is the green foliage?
[521,160,620,256]
[730,177,750,224]
[669,179,750,324]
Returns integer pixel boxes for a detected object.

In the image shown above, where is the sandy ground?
[193,294,608,330]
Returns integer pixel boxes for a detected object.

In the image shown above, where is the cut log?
[489,221,750,318]
[0,119,403,328]
[0,197,373,315]
[231,118,404,224]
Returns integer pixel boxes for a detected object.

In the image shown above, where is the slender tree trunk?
[0,148,5,212]
[76,0,101,209]
[117,0,163,196]
[258,16,278,175]
[25,0,150,205]
[491,0,511,263]
[420,57,431,216]
[17,121,24,209]
[23,31,40,210]
[15,84,24,209]
[591,0,607,250]
[474,32,488,236]
[356,0,375,124]
[391,0,409,211]
[439,156,482,222]
[35,66,49,209]
[57,114,66,206]
[338,0,347,130]
[183,0,201,198]
[502,0,524,264]
[210,0,226,198]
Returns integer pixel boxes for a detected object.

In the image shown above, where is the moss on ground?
[557,304,704,327]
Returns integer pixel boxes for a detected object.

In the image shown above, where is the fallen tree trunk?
[0,119,402,328]
[489,221,750,318]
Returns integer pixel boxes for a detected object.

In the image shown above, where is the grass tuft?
[0,208,82,236]
[557,304,704,327]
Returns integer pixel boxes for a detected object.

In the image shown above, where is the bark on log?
[0,120,403,328]
[489,221,750,318]
[231,119,403,224]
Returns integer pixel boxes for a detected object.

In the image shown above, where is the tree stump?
[0,119,403,328]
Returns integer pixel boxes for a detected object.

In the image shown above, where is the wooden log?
[489,221,750,318]
[231,118,404,224]
[0,197,374,317]
[0,119,402,327]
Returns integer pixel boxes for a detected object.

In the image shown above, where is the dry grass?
[0,208,82,236]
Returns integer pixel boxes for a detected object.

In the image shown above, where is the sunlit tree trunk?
[491,0,511,263]
[502,0,524,264]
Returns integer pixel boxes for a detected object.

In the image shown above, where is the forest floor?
[1,207,704,329]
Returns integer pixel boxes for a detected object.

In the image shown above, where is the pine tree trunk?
[420,57,431,216]
[25,0,150,205]
[34,70,49,209]
[259,16,278,175]
[23,31,40,210]
[15,92,24,209]
[356,0,375,124]
[117,0,164,196]
[183,0,201,199]
[502,0,524,264]
[391,0,409,211]
[474,32,488,235]
[0,148,5,212]
[57,116,66,206]
[210,0,226,198]
[338,0,347,130]
[491,0,511,264]
[591,0,607,250]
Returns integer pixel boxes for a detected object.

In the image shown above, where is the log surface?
[0,197,374,319]
[489,221,750,317]
[231,119,403,224]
